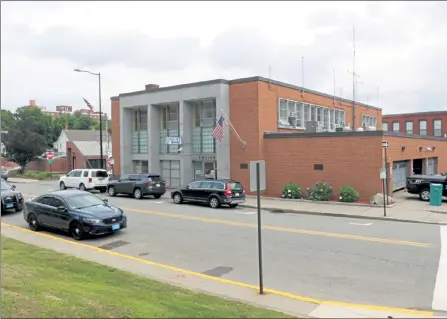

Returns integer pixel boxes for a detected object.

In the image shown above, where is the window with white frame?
[382,123,388,131]
[339,110,345,126]
[392,122,400,132]
[329,108,335,131]
[278,99,304,128]
[310,105,316,121]
[406,121,413,134]
[434,119,442,137]
[303,104,310,125]
[362,114,377,128]
[316,107,323,122]
[419,120,427,135]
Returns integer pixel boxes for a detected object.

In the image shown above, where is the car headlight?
[83,217,100,224]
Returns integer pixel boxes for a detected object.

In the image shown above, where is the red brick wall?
[383,111,447,136]
[111,98,121,175]
[263,135,384,201]
[228,80,383,196]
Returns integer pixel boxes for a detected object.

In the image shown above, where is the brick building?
[382,111,447,137]
[111,77,447,201]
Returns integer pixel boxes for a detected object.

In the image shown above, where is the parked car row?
[58,169,247,208]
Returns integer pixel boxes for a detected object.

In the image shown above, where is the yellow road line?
[123,207,432,248]
[1,222,434,317]
[21,194,432,248]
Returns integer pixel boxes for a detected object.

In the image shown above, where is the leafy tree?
[0,109,15,132]
[2,107,52,172]
[73,111,97,129]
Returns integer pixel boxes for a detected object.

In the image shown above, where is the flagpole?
[219,109,245,147]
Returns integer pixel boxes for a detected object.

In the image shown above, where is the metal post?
[256,162,264,294]
[50,163,52,180]
[384,147,389,205]
[98,72,104,169]
[382,179,387,217]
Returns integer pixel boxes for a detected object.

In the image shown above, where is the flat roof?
[263,130,447,141]
[383,110,447,117]
[111,76,381,111]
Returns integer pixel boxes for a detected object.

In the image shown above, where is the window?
[35,196,52,205]
[65,193,105,209]
[339,110,345,126]
[406,121,413,134]
[419,120,427,135]
[188,181,202,189]
[47,197,65,208]
[278,99,288,125]
[160,103,180,153]
[434,119,442,137]
[119,174,131,181]
[91,170,108,178]
[192,100,216,153]
[329,109,335,131]
[382,123,388,131]
[83,171,89,177]
[362,115,377,128]
[392,122,400,132]
[303,104,310,125]
[323,108,329,130]
[132,108,148,154]
[316,107,323,122]
[310,105,316,121]
[87,159,106,169]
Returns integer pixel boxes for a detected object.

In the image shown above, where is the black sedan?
[1,179,24,213]
[24,190,127,240]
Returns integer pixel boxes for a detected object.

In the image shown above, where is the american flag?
[82,98,94,113]
[212,115,228,142]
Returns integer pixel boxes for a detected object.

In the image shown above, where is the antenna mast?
[301,56,304,96]
[352,25,356,129]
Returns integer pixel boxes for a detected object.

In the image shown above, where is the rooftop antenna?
[347,25,360,129]
[333,68,336,105]
[301,56,304,96]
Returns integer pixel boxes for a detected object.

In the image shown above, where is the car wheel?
[173,192,183,204]
[70,221,85,240]
[60,182,67,190]
[209,196,220,209]
[79,183,86,191]
[229,204,238,208]
[28,213,40,231]
[108,186,116,197]
[419,188,430,201]
[99,187,107,193]
[134,188,143,199]
[153,194,162,199]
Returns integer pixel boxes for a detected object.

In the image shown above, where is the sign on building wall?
[192,155,216,161]
[166,137,182,145]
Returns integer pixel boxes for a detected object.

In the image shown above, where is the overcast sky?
[1,1,446,115]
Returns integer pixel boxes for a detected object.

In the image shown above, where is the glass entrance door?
[193,161,217,180]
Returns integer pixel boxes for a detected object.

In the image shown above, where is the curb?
[245,195,396,208]
[239,204,447,225]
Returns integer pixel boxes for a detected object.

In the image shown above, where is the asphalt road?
[2,180,446,313]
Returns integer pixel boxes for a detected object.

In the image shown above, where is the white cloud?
[1,1,446,115]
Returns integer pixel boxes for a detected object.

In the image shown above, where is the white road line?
[349,222,373,226]
[154,201,163,204]
[235,211,256,215]
[433,225,447,312]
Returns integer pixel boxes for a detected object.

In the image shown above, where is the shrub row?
[22,171,54,180]
[281,182,360,203]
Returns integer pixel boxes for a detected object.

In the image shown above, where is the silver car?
[1,166,8,181]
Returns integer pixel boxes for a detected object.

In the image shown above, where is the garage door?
[427,157,438,175]
[392,161,409,191]
[160,160,181,188]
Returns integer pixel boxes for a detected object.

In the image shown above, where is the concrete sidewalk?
[241,196,447,225]
[3,224,443,318]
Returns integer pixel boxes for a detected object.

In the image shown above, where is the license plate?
[156,184,160,187]
[6,203,13,208]
[112,224,120,231]
[235,193,240,196]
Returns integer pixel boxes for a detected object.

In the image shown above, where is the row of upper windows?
[382,119,443,137]
[278,99,347,131]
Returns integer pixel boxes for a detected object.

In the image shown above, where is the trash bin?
[429,183,443,206]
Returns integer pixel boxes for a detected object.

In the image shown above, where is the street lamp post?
[74,68,104,169]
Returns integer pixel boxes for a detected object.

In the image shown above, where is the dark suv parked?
[107,173,166,199]
[171,179,245,208]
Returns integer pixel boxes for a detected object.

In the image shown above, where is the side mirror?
[103,198,109,204]
[57,206,67,212]
[12,185,16,190]
[185,185,189,189]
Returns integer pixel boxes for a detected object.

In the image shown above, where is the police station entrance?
[193,154,217,180]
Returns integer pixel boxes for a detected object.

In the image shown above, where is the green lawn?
[1,237,293,318]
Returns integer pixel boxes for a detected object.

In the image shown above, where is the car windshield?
[65,194,105,209]
[1,180,12,190]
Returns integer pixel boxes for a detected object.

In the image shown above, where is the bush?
[23,170,52,180]
[307,182,333,201]
[339,185,360,203]
[281,183,302,199]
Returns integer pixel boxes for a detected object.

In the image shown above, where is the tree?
[2,107,52,172]
[73,111,97,129]
[0,109,15,132]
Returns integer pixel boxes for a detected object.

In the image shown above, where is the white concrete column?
[179,100,193,185]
